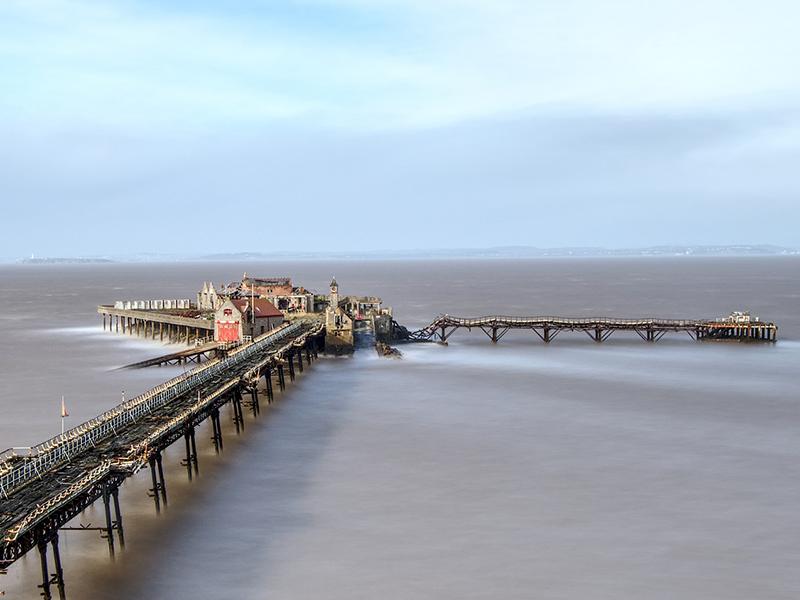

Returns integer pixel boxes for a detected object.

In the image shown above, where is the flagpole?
[61,395,66,435]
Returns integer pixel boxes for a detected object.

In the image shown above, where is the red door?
[216,320,240,342]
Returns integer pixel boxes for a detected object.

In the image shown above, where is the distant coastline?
[197,245,799,261]
[3,245,798,264]
[19,257,115,265]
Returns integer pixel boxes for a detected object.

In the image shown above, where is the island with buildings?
[99,274,394,356]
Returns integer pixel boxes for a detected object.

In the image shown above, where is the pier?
[1,278,779,597]
[408,313,777,343]
[118,341,223,369]
[0,321,324,598]
[97,306,214,345]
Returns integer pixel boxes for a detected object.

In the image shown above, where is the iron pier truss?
[0,320,324,599]
[409,314,778,343]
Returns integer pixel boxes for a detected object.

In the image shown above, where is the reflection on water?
[1,258,798,599]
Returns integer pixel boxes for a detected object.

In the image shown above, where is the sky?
[1,0,798,257]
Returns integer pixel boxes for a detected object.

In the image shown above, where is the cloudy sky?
[1,0,798,256]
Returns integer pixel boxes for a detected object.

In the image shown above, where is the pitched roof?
[243,276,292,287]
[231,298,283,319]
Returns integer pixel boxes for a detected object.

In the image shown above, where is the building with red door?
[213,297,284,342]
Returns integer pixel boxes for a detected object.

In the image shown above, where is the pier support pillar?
[265,368,274,403]
[288,355,295,381]
[155,451,167,505]
[37,538,52,600]
[232,390,244,433]
[182,427,199,478]
[278,364,285,390]
[250,387,260,416]
[183,431,193,480]
[211,408,223,452]
[297,350,304,373]
[148,456,161,512]
[102,485,115,557]
[111,487,125,548]
[51,533,66,600]
[190,427,199,475]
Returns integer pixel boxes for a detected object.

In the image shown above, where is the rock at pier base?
[376,342,402,358]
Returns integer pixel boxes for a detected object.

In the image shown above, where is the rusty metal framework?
[0,320,325,598]
[409,315,778,344]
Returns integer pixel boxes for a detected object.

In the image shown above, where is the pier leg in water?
[37,538,51,600]
[288,355,295,381]
[156,451,168,505]
[232,389,245,433]
[183,431,193,481]
[265,368,273,404]
[51,533,66,600]
[297,350,304,373]
[189,427,199,475]
[148,455,161,512]
[102,485,115,557]
[111,487,125,548]
[210,408,222,452]
[251,387,260,416]
[278,364,285,391]
[231,394,240,434]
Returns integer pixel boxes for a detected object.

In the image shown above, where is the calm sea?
[1,258,798,599]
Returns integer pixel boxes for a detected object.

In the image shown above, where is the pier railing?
[0,321,304,498]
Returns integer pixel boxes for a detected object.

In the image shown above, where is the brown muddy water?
[0,258,798,599]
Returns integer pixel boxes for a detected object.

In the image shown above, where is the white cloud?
[2,0,800,131]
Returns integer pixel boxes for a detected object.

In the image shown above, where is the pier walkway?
[409,314,777,343]
[118,341,222,369]
[0,320,324,598]
[97,306,214,345]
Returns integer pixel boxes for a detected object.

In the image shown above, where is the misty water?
[1,258,798,599]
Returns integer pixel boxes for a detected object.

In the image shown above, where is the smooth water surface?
[0,258,798,599]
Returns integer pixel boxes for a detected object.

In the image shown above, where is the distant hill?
[6,246,797,265]
[197,245,799,261]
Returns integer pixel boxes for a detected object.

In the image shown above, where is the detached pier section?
[410,313,777,343]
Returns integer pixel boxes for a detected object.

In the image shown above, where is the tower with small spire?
[324,276,353,354]
[329,276,339,310]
